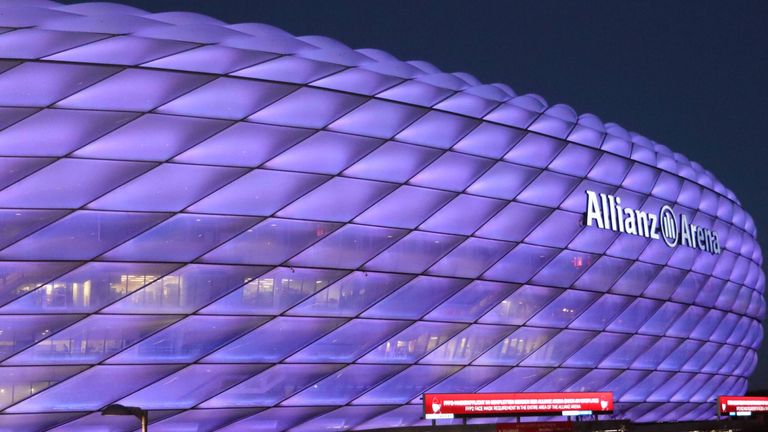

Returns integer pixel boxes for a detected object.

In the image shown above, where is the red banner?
[424,392,613,417]
[718,396,768,414]
[497,421,573,432]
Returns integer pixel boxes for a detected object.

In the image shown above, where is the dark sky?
[60,0,768,389]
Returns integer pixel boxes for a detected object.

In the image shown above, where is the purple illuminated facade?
[0,0,764,430]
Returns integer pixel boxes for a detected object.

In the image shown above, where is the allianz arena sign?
[586,190,722,254]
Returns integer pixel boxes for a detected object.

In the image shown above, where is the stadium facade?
[0,0,763,430]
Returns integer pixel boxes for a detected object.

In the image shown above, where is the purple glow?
[0,1,761,429]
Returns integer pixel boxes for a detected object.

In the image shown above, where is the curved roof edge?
[0,0,746,212]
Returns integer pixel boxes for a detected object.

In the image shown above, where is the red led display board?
[718,396,768,415]
[423,392,614,418]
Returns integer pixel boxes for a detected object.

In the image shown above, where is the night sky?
[59,0,768,389]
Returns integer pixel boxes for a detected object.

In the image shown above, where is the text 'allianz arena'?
[0,0,763,430]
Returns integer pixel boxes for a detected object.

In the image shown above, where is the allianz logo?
[585,190,721,255]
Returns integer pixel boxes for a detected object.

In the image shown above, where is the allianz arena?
[0,0,763,430]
